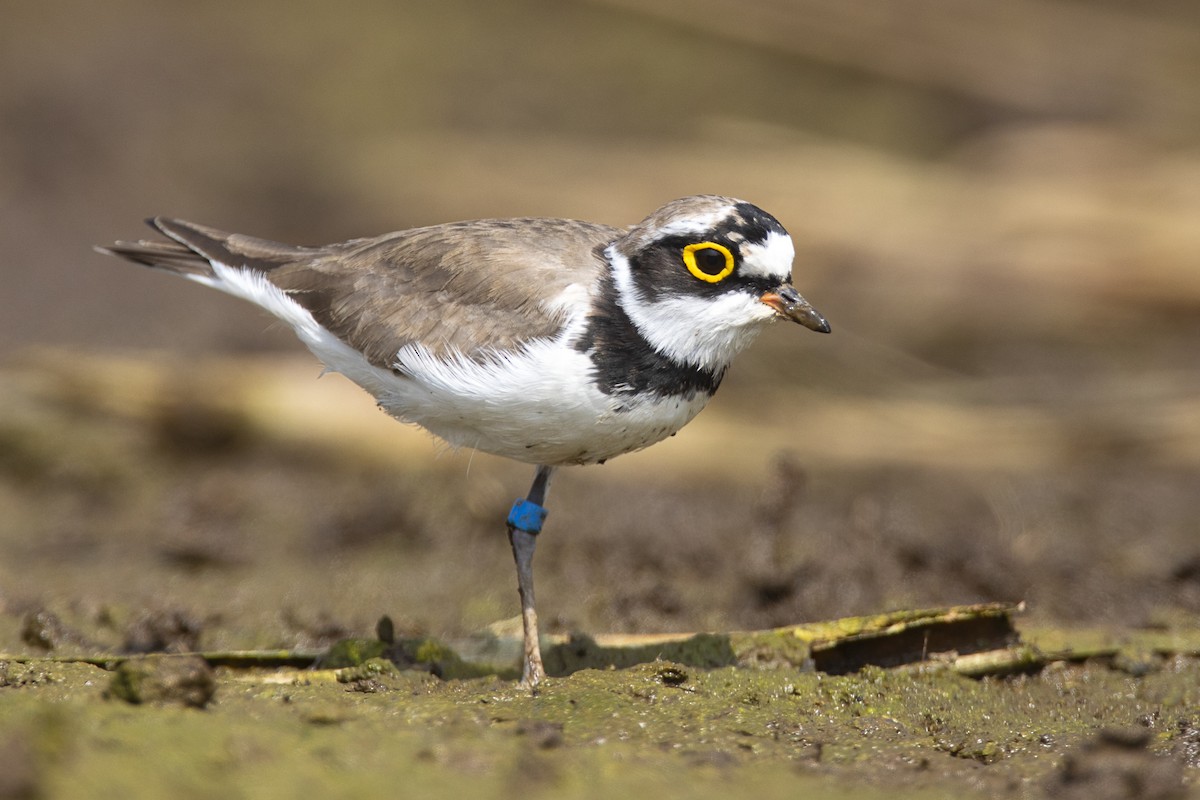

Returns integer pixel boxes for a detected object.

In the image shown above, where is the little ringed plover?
[97,195,829,687]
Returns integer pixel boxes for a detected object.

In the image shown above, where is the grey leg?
[506,465,554,688]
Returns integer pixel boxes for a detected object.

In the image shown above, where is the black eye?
[682,242,735,282]
[695,247,726,274]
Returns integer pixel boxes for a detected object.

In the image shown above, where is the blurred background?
[1,0,1198,653]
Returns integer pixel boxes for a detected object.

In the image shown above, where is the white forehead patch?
[738,230,794,282]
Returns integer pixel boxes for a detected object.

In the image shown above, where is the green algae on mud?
[3,357,1200,797]
[2,653,1197,799]
[348,602,1026,679]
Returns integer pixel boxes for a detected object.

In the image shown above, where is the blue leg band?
[507,498,548,534]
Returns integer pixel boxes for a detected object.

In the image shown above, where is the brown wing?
[102,216,619,369]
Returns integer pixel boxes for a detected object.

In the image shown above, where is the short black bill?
[760,286,830,333]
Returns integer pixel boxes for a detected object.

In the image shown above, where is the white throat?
[606,245,776,372]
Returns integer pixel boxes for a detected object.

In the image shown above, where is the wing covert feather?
[264,218,618,369]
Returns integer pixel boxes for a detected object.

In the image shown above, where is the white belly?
[374,338,712,466]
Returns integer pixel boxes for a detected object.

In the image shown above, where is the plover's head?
[607,195,829,371]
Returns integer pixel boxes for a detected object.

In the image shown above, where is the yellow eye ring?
[682,242,735,283]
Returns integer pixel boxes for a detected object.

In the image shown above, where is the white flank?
[386,336,707,465]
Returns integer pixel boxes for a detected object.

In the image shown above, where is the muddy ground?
[4,2,1200,796]
[1,317,1198,798]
